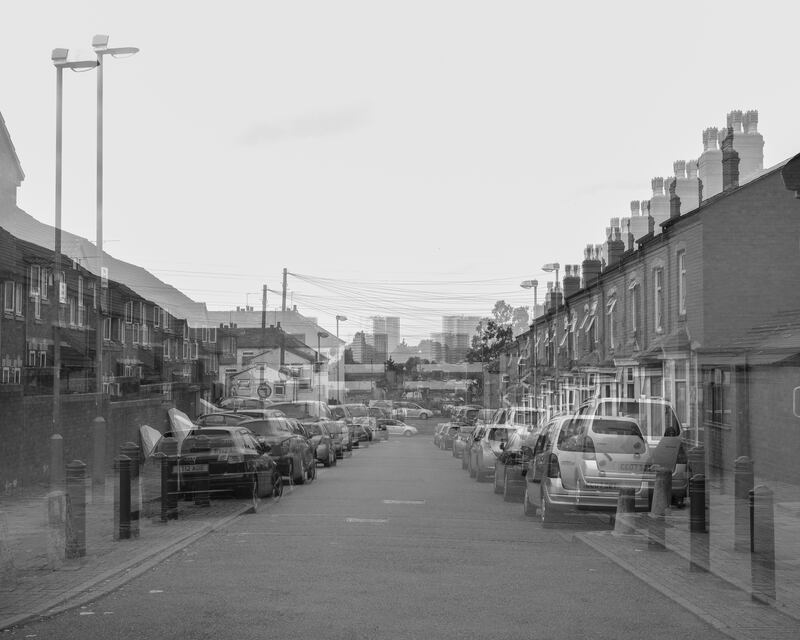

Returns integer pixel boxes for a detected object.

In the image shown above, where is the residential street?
[4,434,732,640]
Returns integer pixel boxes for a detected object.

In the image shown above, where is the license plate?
[174,464,208,474]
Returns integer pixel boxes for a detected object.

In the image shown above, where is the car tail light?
[582,437,596,460]
[218,453,243,463]
[546,453,560,478]
[676,445,687,464]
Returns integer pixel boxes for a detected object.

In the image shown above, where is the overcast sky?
[2,1,799,343]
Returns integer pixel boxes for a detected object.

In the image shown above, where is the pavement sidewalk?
[575,476,800,640]
[0,477,256,631]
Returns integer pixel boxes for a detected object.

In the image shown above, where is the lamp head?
[520,280,539,290]
[336,315,348,322]
[542,263,560,273]
[92,34,139,57]
[52,48,99,69]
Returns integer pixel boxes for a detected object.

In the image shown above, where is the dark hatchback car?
[239,417,316,485]
[165,427,283,499]
[493,427,541,502]
[303,422,337,467]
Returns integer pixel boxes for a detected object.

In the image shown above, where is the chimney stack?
[649,177,670,234]
[562,264,581,299]
[698,127,723,200]
[721,126,740,191]
[628,199,652,244]
[736,109,764,181]
[604,219,625,269]
[582,245,602,288]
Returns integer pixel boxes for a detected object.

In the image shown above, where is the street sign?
[257,383,272,399]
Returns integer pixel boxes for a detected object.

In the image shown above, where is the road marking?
[345,517,388,524]
[383,500,426,504]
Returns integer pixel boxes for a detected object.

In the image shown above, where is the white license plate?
[174,464,209,474]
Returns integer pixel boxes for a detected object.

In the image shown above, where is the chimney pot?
[651,177,664,196]
[673,160,687,177]
[630,200,640,216]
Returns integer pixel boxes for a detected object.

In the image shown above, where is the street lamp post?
[91,35,138,405]
[542,263,561,415]
[520,279,538,410]
[317,331,329,403]
[51,48,98,432]
[335,315,347,403]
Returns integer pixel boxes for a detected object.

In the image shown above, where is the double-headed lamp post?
[520,279,538,409]
[542,263,561,414]
[335,315,347,403]
[317,331,329,403]
[91,35,138,404]
[51,48,99,432]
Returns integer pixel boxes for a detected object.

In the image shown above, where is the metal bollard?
[648,465,671,551]
[50,434,64,490]
[116,455,131,540]
[613,487,636,536]
[151,452,168,523]
[750,485,776,603]
[120,442,140,537]
[92,416,106,504]
[65,460,87,559]
[734,456,753,552]
[689,474,708,572]
[687,445,705,478]
[193,435,210,507]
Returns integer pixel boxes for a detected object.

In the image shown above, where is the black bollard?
[687,445,705,478]
[120,442,140,537]
[116,454,131,540]
[65,460,87,559]
[193,434,210,507]
[152,452,169,524]
[734,456,753,552]
[648,466,671,551]
[689,474,709,572]
[750,485,776,603]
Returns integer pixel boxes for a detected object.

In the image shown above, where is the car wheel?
[323,450,332,468]
[307,461,316,483]
[404,430,412,437]
[523,488,537,516]
[420,413,429,420]
[271,471,283,498]
[540,488,557,527]
[293,458,305,485]
[331,450,338,466]
[503,472,514,502]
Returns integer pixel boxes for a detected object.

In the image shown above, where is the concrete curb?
[0,504,251,631]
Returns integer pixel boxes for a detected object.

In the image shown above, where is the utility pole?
[261,284,267,355]
[280,268,287,366]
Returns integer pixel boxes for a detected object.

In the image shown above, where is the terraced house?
[517,110,800,485]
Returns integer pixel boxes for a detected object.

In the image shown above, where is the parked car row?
[435,397,690,528]
[149,401,389,504]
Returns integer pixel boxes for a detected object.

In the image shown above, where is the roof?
[0,111,24,184]
[0,206,208,326]
[726,308,800,365]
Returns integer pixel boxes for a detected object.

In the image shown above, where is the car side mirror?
[499,442,505,450]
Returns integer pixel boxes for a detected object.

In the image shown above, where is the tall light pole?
[520,279,538,409]
[92,35,138,405]
[317,331,329,404]
[335,315,347,403]
[51,48,98,432]
[542,263,560,415]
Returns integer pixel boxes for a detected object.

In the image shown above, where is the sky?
[2,1,799,344]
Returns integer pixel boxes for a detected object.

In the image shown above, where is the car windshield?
[241,418,293,437]
[270,404,314,420]
[304,424,326,436]
[593,400,681,439]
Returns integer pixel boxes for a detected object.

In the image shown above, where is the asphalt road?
[6,430,731,640]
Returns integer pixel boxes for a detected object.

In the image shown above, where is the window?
[653,267,664,333]
[209,327,217,343]
[133,323,140,344]
[14,283,24,317]
[606,295,617,350]
[29,265,41,297]
[164,338,172,360]
[38,351,47,368]
[629,281,640,334]
[190,342,199,359]
[124,300,134,324]
[78,276,84,310]
[104,317,112,340]
[141,324,150,346]
[28,350,37,366]
[68,297,77,326]
[183,340,190,360]
[677,250,686,316]
[40,268,49,301]
[154,305,161,327]
[33,293,41,320]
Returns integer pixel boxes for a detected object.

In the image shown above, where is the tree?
[512,306,530,335]
[465,318,514,365]
[492,300,514,325]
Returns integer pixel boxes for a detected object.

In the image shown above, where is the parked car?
[303,422,337,467]
[525,414,659,525]
[469,423,516,482]
[522,415,572,518]
[392,401,432,419]
[493,426,542,501]
[433,422,451,447]
[268,400,350,459]
[238,417,316,485]
[452,425,476,460]
[475,409,496,425]
[194,412,253,427]
[381,419,417,437]
[216,396,272,411]
[166,426,283,499]
[462,423,488,470]
[351,422,371,447]
[572,397,687,505]
[439,424,461,451]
